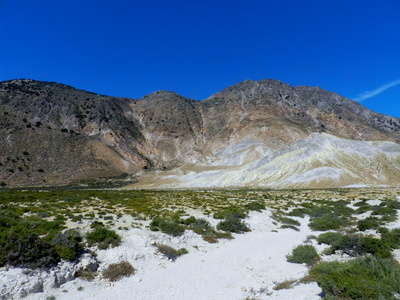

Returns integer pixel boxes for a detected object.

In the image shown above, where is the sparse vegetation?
[286,244,320,265]
[155,243,187,261]
[102,260,135,282]
[0,186,399,300]
[273,279,296,290]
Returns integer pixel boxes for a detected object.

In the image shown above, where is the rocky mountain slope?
[1,78,400,188]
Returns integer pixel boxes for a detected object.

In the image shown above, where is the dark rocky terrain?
[1,78,400,188]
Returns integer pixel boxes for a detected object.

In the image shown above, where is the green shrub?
[52,229,82,260]
[1,231,58,268]
[317,232,344,246]
[189,218,211,235]
[359,236,392,258]
[288,208,309,218]
[357,216,381,231]
[102,261,135,282]
[371,206,397,222]
[245,201,265,212]
[309,213,348,231]
[279,217,301,226]
[85,226,121,250]
[280,224,299,231]
[309,256,400,299]
[216,214,250,233]
[213,207,246,220]
[286,244,319,265]
[183,216,196,225]
[379,227,400,249]
[149,217,185,236]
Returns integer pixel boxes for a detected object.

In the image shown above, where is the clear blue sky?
[1,0,399,117]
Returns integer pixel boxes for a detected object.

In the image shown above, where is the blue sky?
[1,0,399,117]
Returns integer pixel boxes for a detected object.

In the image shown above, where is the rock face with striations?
[1,78,400,188]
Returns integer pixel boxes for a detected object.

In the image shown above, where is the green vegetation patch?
[85,224,121,250]
[149,217,185,236]
[216,214,250,233]
[309,256,400,299]
[286,244,320,265]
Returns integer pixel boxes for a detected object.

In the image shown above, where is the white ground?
[24,211,323,300]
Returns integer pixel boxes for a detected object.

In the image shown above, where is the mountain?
[1,78,400,188]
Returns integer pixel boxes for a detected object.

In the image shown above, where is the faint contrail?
[354,79,400,102]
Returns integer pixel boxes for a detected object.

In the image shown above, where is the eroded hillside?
[1,78,400,188]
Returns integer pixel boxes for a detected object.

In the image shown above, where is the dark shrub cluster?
[52,229,82,260]
[309,213,349,231]
[309,256,400,299]
[1,231,58,268]
[0,209,71,268]
[244,201,266,212]
[149,217,185,236]
[317,229,400,258]
[357,216,381,231]
[216,213,250,233]
[85,223,121,250]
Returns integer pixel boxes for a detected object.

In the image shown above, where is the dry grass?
[102,261,135,282]
[273,279,297,290]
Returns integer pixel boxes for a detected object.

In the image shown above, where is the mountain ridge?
[1,78,399,188]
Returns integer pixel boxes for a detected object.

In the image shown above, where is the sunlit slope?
[134,133,400,188]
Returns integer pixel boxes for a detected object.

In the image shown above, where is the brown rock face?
[0,78,399,188]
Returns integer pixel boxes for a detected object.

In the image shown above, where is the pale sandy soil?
[25,211,323,300]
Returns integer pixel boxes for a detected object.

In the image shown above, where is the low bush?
[309,256,400,299]
[1,231,58,268]
[308,213,348,231]
[273,279,296,290]
[244,201,265,212]
[357,216,381,231]
[202,235,218,243]
[183,216,196,225]
[379,227,400,249]
[150,217,185,236]
[288,208,308,218]
[317,232,344,246]
[155,243,187,261]
[371,206,397,222]
[317,231,393,258]
[75,269,96,281]
[189,218,211,235]
[102,261,135,282]
[85,226,121,250]
[286,244,319,265]
[279,217,301,226]
[216,214,250,233]
[359,236,392,258]
[52,229,82,260]
[280,224,299,231]
[213,207,246,220]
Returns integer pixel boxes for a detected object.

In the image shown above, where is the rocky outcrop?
[1,78,400,188]
[0,253,98,299]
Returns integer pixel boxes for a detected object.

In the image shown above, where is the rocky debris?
[0,253,98,299]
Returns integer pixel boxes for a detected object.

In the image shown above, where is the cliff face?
[1,78,399,188]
